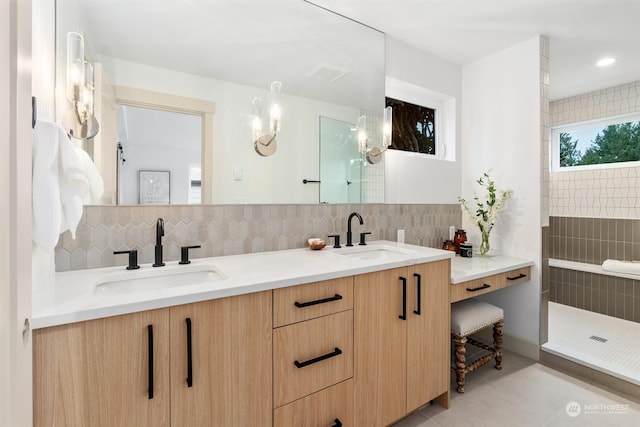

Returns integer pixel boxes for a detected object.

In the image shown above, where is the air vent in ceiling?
[306,64,351,83]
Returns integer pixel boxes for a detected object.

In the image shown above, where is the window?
[386,97,437,155]
[551,113,640,171]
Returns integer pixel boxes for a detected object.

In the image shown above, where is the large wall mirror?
[55,0,386,205]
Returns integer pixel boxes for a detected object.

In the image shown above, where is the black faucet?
[153,218,165,267]
[346,212,364,247]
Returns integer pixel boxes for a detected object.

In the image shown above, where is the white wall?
[384,37,462,204]
[461,36,542,349]
[1,0,33,425]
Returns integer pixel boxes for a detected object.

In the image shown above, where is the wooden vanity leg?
[493,320,504,370]
[452,334,467,393]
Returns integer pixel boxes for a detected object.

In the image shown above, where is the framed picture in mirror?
[139,170,170,204]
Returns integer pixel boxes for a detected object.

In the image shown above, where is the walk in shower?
[543,216,640,387]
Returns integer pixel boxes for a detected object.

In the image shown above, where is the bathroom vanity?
[32,241,454,427]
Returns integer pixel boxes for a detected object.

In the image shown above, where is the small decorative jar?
[454,229,467,254]
[442,240,455,252]
[460,243,473,258]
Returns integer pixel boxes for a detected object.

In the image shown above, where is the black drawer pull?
[294,347,342,368]
[331,419,342,427]
[413,273,422,315]
[295,294,343,308]
[507,273,527,281]
[399,277,407,320]
[147,324,154,399]
[186,318,193,388]
[466,283,491,292]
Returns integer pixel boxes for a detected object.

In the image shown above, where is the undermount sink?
[94,263,226,296]
[336,244,416,261]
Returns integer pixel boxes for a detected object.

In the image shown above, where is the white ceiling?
[311,0,640,100]
[67,0,639,104]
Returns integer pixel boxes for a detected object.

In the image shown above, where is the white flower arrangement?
[458,170,511,254]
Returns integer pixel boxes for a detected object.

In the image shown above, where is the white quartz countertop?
[33,240,454,329]
[450,254,534,284]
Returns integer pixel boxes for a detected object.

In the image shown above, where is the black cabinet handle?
[466,283,491,292]
[147,325,154,399]
[399,277,407,320]
[331,419,342,427]
[294,347,342,368]
[413,273,422,315]
[186,318,193,387]
[507,273,527,281]
[295,294,343,308]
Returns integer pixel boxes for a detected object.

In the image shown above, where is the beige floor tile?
[392,350,640,427]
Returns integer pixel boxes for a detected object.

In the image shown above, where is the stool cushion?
[451,299,504,336]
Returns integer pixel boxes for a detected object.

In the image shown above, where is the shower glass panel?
[319,117,363,204]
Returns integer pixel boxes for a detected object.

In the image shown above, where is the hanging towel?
[32,119,89,250]
[74,146,104,204]
[602,259,640,276]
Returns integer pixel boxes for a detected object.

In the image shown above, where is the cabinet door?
[33,308,170,427]
[170,291,272,427]
[354,267,407,427]
[406,260,450,412]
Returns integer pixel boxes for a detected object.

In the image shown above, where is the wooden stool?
[451,299,504,393]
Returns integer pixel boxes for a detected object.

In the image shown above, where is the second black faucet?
[153,218,165,267]
[346,212,364,247]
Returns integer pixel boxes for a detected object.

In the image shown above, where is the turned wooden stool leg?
[493,319,504,370]
[452,334,467,393]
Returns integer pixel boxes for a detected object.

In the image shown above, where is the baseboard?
[540,349,640,403]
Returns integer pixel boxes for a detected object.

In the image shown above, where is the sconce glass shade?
[357,115,367,153]
[269,81,282,134]
[82,61,94,113]
[252,97,263,142]
[383,106,392,148]
[66,32,85,102]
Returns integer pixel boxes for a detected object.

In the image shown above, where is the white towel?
[75,147,104,204]
[32,119,89,250]
[602,259,640,276]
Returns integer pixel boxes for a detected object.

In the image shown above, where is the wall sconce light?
[62,32,99,140]
[253,81,282,157]
[360,106,393,164]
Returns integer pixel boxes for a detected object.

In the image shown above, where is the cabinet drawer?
[450,266,531,302]
[274,379,353,427]
[274,277,353,327]
[274,311,353,407]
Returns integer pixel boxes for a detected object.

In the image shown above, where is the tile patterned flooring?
[544,302,640,386]
[391,349,640,427]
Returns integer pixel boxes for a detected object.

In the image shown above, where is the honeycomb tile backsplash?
[55,204,461,271]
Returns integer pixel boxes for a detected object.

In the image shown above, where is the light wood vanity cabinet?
[354,260,450,427]
[169,291,272,426]
[33,291,272,427]
[450,266,531,302]
[33,308,171,427]
[273,277,354,426]
[34,258,452,427]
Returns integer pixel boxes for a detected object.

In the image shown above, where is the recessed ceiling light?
[596,57,616,67]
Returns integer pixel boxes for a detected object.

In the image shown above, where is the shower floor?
[543,302,640,385]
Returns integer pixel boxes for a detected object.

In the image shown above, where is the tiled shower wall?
[548,216,640,323]
[549,81,640,219]
[55,203,461,271]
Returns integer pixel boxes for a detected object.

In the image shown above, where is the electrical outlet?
[397,229,405,244]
